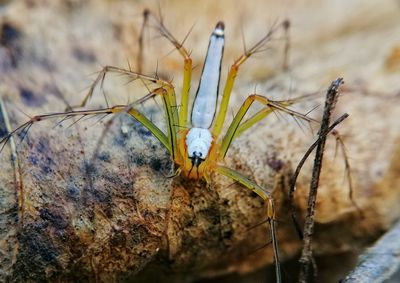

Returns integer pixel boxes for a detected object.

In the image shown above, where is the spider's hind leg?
[215,165,281,283]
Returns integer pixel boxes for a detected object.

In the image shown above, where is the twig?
[289,113,349,239]
[298,78,344,282]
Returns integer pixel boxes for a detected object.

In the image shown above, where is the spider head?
[189,151,205,168]
[186,128,212,169]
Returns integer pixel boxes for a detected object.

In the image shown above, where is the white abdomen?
[191,22,225,129]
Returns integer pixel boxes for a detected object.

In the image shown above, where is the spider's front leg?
[143,10,193,128]
[73,9,193,129]
[75,10,194,161]
[212,21,288,138]
[75,65,175,108]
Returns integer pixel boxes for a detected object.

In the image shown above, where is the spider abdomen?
[191,22,225,129]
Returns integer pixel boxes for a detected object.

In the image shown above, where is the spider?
[0,11,317,282]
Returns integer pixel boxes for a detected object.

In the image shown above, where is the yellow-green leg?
[155,87,178,159]
[77,65,175,108]
[219,94,318,159]
[0,105,172,157]
[215,165,281,283]
[144,11,193,129]
[212,22,285,138]
[234,93,317,138]
[70,63,179,158]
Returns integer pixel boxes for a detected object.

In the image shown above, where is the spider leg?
[145,10,193,128]
[0,105,171,156]
[215,165,281,283]
[73,10,183,110]
[331,130,361,214]
[72,10,192,160]
[80,66,179,159]
[150,87,178,159]
[76,65,175,108]
[282,19,291,71]
[212,21,286,138]
[136,9,150,74]
[179,55,192,128]
[234,93,317,138]
[219,94,319,159]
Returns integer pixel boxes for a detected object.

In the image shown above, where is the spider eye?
[192,151,203,158]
